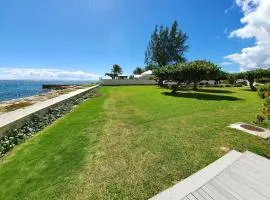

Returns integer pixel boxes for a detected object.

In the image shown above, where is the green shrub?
[256,77,270,84]
[256,84,270,123]
[257,84,270,99]
[225,84,232,87]
[257,113,266,123]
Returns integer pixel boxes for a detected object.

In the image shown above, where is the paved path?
[151,150,270,200]
[0,85,99,138]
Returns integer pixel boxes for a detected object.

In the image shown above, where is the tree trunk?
[193,80,198,90]
[171,81,181,94]
[158,79,163,87]
[249,80,256,91]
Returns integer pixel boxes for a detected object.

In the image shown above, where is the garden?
[1,20,270,200]
[0,86,269,199]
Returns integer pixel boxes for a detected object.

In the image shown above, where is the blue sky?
[0,0,268,80]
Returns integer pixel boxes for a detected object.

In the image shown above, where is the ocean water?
[0,80,93,102]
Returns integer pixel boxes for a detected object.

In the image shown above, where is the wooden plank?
[150,150,270,200]
[207,181,241,200]
[210,179,245,200]
[237,159,270,179]
[213,171,269,200]
[244,151,270,168]
[225,164,270,198]
[234,157,270,185]
[196,188,214,200]
[186,194,198,200]
[150,150,242,200]
[233,161,270,187]
[181,197,189,200]
[201,184,231,200]
[192,190,206,200]
[240,152,270,175]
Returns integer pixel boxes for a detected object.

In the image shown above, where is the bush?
[225,84,232,87]
[256,77,270,84]
[257,113,266,123]
[256,84,270,123]
[0,89,98,157]
[257,84,270,99]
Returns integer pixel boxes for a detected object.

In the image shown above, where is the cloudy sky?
[0,0,269,80]
[225,0,270,71]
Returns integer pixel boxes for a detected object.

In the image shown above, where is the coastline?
[0,85,87,115]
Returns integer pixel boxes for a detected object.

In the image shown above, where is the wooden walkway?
[150,150,270,200]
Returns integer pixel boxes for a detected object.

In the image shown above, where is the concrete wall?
[0,85,99,139]
[100,79,157,86]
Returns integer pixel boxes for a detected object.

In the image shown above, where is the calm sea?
[0,80,94,102]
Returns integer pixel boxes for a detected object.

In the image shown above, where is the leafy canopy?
[144,63,157,71]
[236,69,270,91]
[133,67,144,75]
[111,64,122,74]
[154,60,221,91]
[145,21,188,67]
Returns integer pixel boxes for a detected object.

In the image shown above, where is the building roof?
[134,70,153,79]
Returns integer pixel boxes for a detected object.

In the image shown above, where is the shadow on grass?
[241,88,256,92]
[162,91,243,101]
[196,89,234,94]
[157,87,234,94]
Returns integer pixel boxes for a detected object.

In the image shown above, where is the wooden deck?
[150,150,270,200]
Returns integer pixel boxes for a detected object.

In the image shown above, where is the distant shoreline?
[0,80,96,102]
[0,84,91,114]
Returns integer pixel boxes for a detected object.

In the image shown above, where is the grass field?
[0,86,270,199]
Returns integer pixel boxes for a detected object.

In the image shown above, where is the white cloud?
[225,0,270,71]
[0,68,101,80]
[224,3,236,15]
[220,62,233,66]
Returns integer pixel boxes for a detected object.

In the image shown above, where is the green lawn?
[0,86,269,199]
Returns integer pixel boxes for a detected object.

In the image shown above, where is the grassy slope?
[0,88,108,199]
[0,86,269,199]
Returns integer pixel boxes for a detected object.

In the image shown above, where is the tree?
[214,71,227,85]
[183,60,221,90]
[111,64,122,75]
[145,21,188,67]
[144,63,157,71]
[154,63,186,93]
[244,71,257,91]
[227,73,237,85]
[133,67,144,75]
[237,69,270,91]
[154,60,220,93]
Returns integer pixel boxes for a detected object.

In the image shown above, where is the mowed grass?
[0,86,270,199]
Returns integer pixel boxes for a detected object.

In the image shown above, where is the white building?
[134,70,153,80]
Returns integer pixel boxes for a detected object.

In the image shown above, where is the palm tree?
[111,64,122,75]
